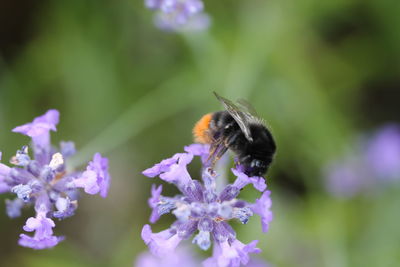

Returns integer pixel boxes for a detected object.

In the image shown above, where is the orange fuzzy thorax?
[193,113,213,144]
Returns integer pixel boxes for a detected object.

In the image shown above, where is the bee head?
[238,156,270,177]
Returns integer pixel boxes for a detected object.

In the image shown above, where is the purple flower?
[0,152,11,193]
[12,109,59,138]
[74,153,110,197]
[141,144,272,266]
[231,168,267,192]
[12,109,59,165]
[324,124,400,198]
[18,204,64,249]
[145,0,210,31]
[148,184,163,223]
[184,143,210,165]
[251,191,273,233]
[203,240,261,267]
[0,110,111,249]
[324,159,369,198]
[365,125,400,180]
[142,154,182,178]
[141,224,183,257]
[142,153,193,185]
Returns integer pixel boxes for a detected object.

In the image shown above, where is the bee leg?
[207,139,224,167]
[214,146,228,162]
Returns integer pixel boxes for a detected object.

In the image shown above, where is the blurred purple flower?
[0,110,111,249]
[145,0,210,31]
[325,124,400,198]
[365,125,400,180]
[324,158,370,198]
[141,144,272,266]
[135,247,199,267]
[135,246,272,267]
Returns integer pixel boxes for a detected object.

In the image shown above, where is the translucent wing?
[237,98,265,125]
[214,92,254,142]
[237,98,259,117]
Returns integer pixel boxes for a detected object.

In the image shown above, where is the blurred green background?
[1,0,400,266]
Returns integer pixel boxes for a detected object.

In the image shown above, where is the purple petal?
[12,110,60,165]
[19,234,64,250]
[232,168,266,192]
[19,207,63,249]
[230,239,261,265]
[159,153,193,186]
[73,170,99,194]
[142,155,181,178]
[248,176,267,192]
[149,184,162,208]
[0,152,11,192]
[251,190,273,233]
[184,143,210,164]
[213,240,241,267]
[205,239,261,267]
[148,184,163,223]
[12,110,59,137]
[73,153,110,197]
[141,224,182,257]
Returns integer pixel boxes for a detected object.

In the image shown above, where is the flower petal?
[141,224,182,258]
[251,190,273,233]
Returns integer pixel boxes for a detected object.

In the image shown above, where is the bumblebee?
[193,92,276,177]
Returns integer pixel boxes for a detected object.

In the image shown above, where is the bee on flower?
[141,144,273,267]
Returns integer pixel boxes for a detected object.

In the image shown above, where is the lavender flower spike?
[145,0,210,31]
[142,144,273,266]
[0,110,111,249]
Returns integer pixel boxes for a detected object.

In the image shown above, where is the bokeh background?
[1,0,400,266]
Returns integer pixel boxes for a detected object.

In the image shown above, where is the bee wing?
[214,92,254,142]
[236,98,265,125]
[237,98,259,117]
